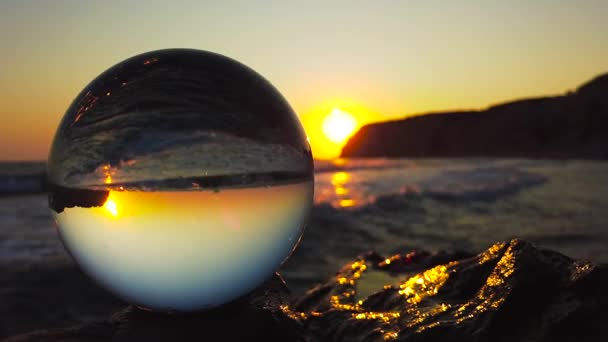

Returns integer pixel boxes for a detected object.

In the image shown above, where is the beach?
[1,158,608,337]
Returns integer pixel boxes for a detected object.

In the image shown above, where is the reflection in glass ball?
[47,49,313,311]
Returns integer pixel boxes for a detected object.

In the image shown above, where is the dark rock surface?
[0,257,125,338]
[5,240,607,341]
[4,274,298,342]
[342,73,608,159]
[288,239,607,341]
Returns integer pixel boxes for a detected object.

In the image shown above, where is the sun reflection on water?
[316,170,359,208]
[332,171,350,185]
[332,171,356,207]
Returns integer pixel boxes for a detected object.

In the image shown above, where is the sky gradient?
[1,0,607,160]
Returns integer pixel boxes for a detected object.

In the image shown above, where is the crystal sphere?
[47,49,313,311]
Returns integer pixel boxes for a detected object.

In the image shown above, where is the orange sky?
[1,1,607,160]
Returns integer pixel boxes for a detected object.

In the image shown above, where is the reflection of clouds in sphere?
[47,49,313,311]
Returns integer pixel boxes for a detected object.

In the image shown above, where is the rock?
[286,239,608,341]
[341,73,608,159]
[4,273,300,342]
[5,240,608,341]
[0,258,125,338]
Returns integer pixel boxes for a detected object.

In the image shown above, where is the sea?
[1,159,607,295]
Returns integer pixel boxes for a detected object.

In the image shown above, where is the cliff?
[342,73,608,158]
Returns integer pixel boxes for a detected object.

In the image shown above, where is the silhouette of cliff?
[342,73,608,158]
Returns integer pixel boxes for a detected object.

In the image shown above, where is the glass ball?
[47,49,313,311]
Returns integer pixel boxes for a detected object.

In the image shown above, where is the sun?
[322,108,358,143]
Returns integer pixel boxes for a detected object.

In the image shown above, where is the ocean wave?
[0,158,401,194]
[314,165,547,209]
[313,158,414,173]
[307,167,547,237]
[418,166,547,201]
[0,174,46,196]
[0,162,46,195]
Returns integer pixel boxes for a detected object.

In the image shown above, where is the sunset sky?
[1,0,607,160]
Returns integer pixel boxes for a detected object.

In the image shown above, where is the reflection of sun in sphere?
[47,49,313,311]
[104,198,118,217]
